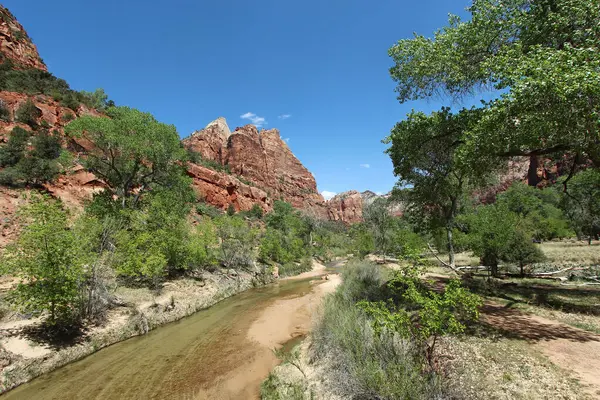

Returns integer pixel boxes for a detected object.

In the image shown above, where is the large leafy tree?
[65,106,187,208]
[389,0,600,174]
[385,108,487,269]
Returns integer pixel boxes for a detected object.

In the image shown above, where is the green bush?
[0,127,62,186]
[0,100,10,121]
[504,231,546,276]
[0,63,112,111]
[215,215,259,270]
[2,195,84,326]
[278,257,313,277]
[227,203,236,216]
[196,202,222,218]
[15,99,41,127]
[0,126,30,167]
[61,111,75,123]
[311,261,442,399]
[360,270,481,365]
[247,203,264,219]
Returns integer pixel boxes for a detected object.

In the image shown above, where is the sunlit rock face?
[183,118,327,213]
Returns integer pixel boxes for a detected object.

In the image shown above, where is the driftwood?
[427,244,463,275]
[560,282,600,287]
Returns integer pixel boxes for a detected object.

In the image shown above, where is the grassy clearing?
[429,240,600,270]
[540,241,600,265]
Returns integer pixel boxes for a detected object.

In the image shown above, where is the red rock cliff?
[183,118,326,211]
[0,6,46,70]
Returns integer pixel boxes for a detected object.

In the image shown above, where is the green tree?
[2,195,83,325]
[560,170,600,244]
[65,106,187,208]
[385,108,488,269]
[504,231,546,277]
[0,127,63,186]
[247,203,264,219]
[0,126,30,167]
[216,215,259,270]
[388,0,600,172]
[15,99,41,127]
[259,201,310,265]
[79,88,110,111]
[497,182,573,240]
[363,198,395,259]
[349,223,375,259]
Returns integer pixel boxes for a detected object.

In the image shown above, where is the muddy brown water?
[2,276,329,400]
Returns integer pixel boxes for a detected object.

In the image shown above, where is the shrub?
[0,126,30,167]
[504,231,546,276]
[278,257,313,277]
[61,111,75,123]
[196,202,222,218]
[15,99,41,127]
[0,99,10,121]
[0,127,61,186]
[0,167,24,186]
[360,271,482,365]
[215,215,259,270]
[2,195,84,326]
[259,227,305,264]
[247,203,264,219]
[186,219,219,270]
[337,260,386,303]
[227,203,236,216]
[311,261,442,399]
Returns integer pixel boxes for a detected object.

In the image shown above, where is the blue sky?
[5,0,472,198]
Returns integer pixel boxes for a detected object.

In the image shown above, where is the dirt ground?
[481,301,600,398]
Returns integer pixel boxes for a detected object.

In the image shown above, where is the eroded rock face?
[187,163,271,212]
[184,119,325,211]
[326,191,364,223]
[0,6,46,71]
[186,117,230,164]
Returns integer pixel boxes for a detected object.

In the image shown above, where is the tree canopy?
[389,0,600,171]
[65,106,187,208]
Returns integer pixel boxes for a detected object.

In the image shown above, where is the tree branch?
[427,243,463,275]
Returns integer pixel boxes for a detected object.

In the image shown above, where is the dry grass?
[439,335,591,400]
[540,241,600,265]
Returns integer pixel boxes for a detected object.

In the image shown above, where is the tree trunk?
[446,226,455,268]
[491,263,499,278]
[520,263,524,277]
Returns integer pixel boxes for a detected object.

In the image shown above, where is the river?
[2,271,338,400]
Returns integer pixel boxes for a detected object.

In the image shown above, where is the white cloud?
[376,191,384,196]
[284,138,290,143]
[360,163,371,169]
[278,114,292,120]
[240,112,267,127]
[321,191,337,200]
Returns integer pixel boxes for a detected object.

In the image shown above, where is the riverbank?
[0,268,274,394]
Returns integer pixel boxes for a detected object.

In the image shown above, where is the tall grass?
[310,260,442,399]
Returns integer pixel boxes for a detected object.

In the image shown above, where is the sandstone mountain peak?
[204,117,231,139]
[0,6,46,71]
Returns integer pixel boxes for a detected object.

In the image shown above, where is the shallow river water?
[3,276,328,400]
